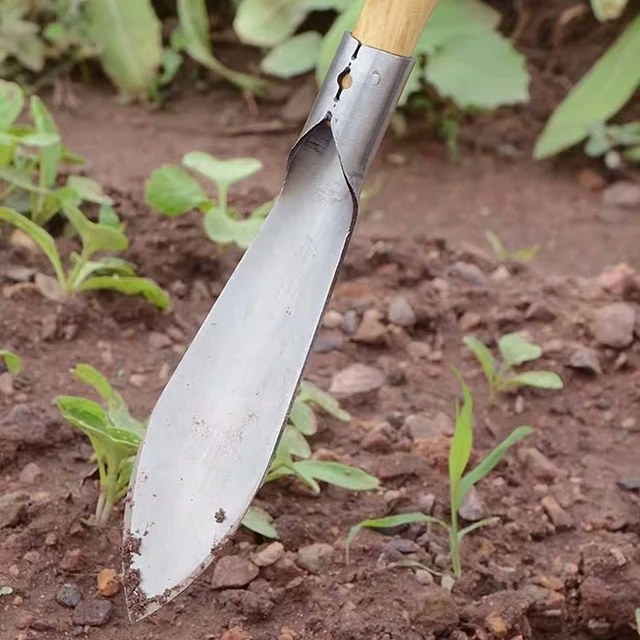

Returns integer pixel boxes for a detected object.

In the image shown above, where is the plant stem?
[218,185,228,218]
[450,487,462,577]
[65,247,89,291]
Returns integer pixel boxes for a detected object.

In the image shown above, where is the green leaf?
[159,48,183,87]
[590,0,629,21]
[203,207,263,249]
[298,380,350,421]
[30,96,62,190]
[0,349,23,376]
[71,256,136,286]
[145,165,209,216]
[17,132,60,147]
[241,506,279,539]
[449,371,474,510]
[503,371,564,391]
[485,230,508,260]
[261,32,322,79]
[282,425,311,459]
[67,176,114,205]
[534,16,640,159]
[0,80,24,131]
[498,333,542,368]
[624,145,640,162]
[183,152,262,187]
[0,206,65,286]
[0,166,49,194]
[0,586,14,596]
[83,0,163,99]
[346,513,448,563]
[98,205,123,230]
[425,31,529,110]
[78,275,170,310]
[458,518,493,540]
[289,398,317,436]
[458,426,533,502]
[62,202,129,257]
[234,0,308,47]
[293,460,379,491]
[72,363,114,402]
[463,336,495,386]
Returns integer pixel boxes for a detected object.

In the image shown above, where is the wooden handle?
[352,0,439,57]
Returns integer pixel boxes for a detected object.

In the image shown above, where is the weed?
[0,202,169,308]
[485,231,539,265]
[346,372,532,577]
[585,121,640,168]
[464,333,563,405]
[56,364,146,526]
[145,152,272,250]
[636,609,640,637]
[0,348,22,376]
[0,586,13,596]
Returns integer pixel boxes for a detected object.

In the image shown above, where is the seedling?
[0,202,169,308]
[0,586,13,596]
[56,364,146,526]
[635,609,640,637]
[0,349,22,376]
[145,152,272,250]
[485,231,539,265]
[242,381,379,538]
[346,373,532,578]
[464,333,563,405]
[585,121,640,168]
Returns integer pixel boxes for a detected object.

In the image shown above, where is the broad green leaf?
[289,398,317,435]
[71,256,136,287]
[56,395,110,438]
[78,275,170,310]
[0,80,24,131]
[0,349,22,375]
[107,391,146,440]
[458,426,532,502]
[83,0,162,99]
[0,586,13,596]
[183,152,262,187]
[242,506,279,539]
[62,202,129,257]
[298,380,350,421]
[635,608,640,633]
[261,32,322,78]
[0,206,65,285]
[294,460,379,491]
[534,16,640,159]
[0,166,49,194]
[463,336,495,385]
[72,363,114,402]
[458,518,493,539]
[503,371,564,390]
[449,371,473,509]
[426,31,529,110]
[590,0,628,21]
[159,48,183,86]
[234,0,308,47]
[145,165,208,216]
[98,205,123,230]
[346,513,448,563]
[282,425,311,459]
[498,334,542,368]
[30,97,61,190]
[17,132,60,147]
[67,176,114,205]
[204,207,263,249]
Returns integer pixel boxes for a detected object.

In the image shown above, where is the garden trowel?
[124,0,439,621]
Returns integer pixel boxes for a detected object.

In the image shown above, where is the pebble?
[491,265,511,282]
[0,492,29,529]
[567,348,602,375]
[525,301,556,322]
[407,341,432,360]
[0,372,14,395]
[10,229,38,252]
[449,261,487,286]
[129,373,147,388]
[211,556,259,589]
[329,364,385,398]
[602,181,640,208]
[459,311,482,331]
[387,539,420,554]
[352,309,387,344]
[313,332,344,353]
[97,569,120,597]
[517,447,559,480]
[58,549,84,573]
[15,612,34,629]
[148,331,172,349]
[221,627,252,640]
[593,303,635,348]
[458,486,488,521]
[534,575,564,591]
[56,583,82,608]
[415,569,434,585]
[405,412,454,441]
[578,168,606,191]
[23,550,40,563]
[485,613,507,638]
[251,542,284,568]
[541,495,573,529]
[387,296,416,327]
[609,547,626,566]
[323,310,343,329]
[361,428,392,452]
[543,339,564,354]
[621,417,638,431]
[296,543,334,574]
[587,619,611,636]
[341,310,358,335]
[72,600,113,626]
[440,575,455,591]
[19,462,42,484]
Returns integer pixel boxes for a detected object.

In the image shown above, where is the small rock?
[459,311,482,331]
[252,542,284,568]
[541,495,573,529]
[72,600,113,626]
[449,262,487,287]
[567,348,602,375]
[341,310,358,335]
[329,364,385,398]
[578,168,606,191]
[23,550,40,563]
[388,297,416,327]
[59,548,84,573]
[388,538,420,554]
[0,491,29,529]
[9,564,20,577]
[10,229,38,252]
[148,331,172,349]
[19,462,42,484]
[13,595,23,605]
[129,373,147,388]
[534,575,564,591]
[0,372,13,395]
[406,411,454,440]
[352,309,387,344]
[296,543,334,574]
[240,590,273,620]
[415,569,434,585]
[407,341,432,360]
[211,556,259,589]
[544,339,564,354]
[97,569,120,597]
[387,152,407,166]
[323,310,343,329]
[312,331,344,353]
[56,584,82,608]
[491,265,511,282]
[440,575,455,591]
[221,627,252,640]
[621,417,638,431]
[596,263,636,295]
[602,181,640,209]
[458,486,488,521]
[485,613,508,638]
[587,619,611,636]
[15,612,34,630]
[416,493,436,514]
[525,301,556,322]
[609,547,626,566]
[593,303,635,348]
[3,265,36,282]
[361,428,392,452]
[517,448,559,481]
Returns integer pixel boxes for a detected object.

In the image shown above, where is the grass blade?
[449,369,474,510]
[463,336,495,386]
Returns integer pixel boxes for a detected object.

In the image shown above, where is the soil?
[2,7,640,640]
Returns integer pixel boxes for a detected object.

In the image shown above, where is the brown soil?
[2,12,640,640]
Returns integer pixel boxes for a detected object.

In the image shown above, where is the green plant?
[0,348,22,376]
[534,15,640,159]
[463,334,563,405]
[242,380,379,538]
[56,364,146,526]
[0,586,13,596]
[636,608,640,637]
[0,203,169,308]
[485,231,539,264]
[346,373,532,577]
[590,0,629,23]
[584,121,640,167]
[145,152,272,250]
